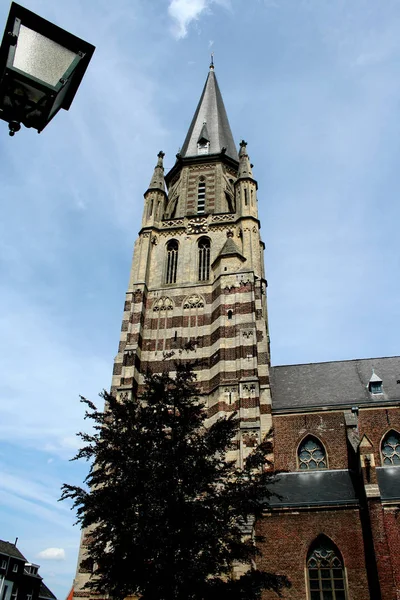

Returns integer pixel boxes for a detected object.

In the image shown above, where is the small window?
[1,560,6,569]
[298,436,327,470]
[369,381,382,394]
[227,310,233,320]
[197,181,206,214]
[165,240,179,284]
[198,237,210,281]
[197,141,209,155]
[12,564,18,573]
[307,537,347,600]
[381,430,400,466]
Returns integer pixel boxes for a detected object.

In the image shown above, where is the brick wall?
[273,412,349,471]
[256,508,369,600]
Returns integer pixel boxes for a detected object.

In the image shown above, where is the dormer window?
[370,381,382,394]
[197,140,209,155]
[368,370,383,394]
[197,122,210,155]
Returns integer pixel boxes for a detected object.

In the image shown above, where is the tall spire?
[148,151,166,192]
[180,65,238,162]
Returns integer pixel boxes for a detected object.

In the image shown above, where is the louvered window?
[198,237,210,281]
[197,181,206,213]
[165,240,178,284]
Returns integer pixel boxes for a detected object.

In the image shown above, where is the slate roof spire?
[180,62,238,162]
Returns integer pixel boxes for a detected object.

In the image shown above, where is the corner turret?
[235,140,258,219]
[142,151,168,227]
[238,140,253,179]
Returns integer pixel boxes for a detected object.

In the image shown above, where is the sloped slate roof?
[262,470,359,508]
[376,467,400,501]
[180,69,238,162]
[270,356,400,411]
[212,236,246,265]
[0,540,26,561]
[39,582,57,600]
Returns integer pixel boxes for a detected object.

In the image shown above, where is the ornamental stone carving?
[152,296,174,311]
[162,218,184,228]
[242,330,253,339]
[242,431,259,448]
[183,294,205,309]
[211,213,235,222]
[118,390,132,402]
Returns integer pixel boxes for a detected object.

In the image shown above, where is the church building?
[73,63,400,600]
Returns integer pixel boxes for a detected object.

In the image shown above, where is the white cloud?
[168,0,213,38]
[37,548,66,561]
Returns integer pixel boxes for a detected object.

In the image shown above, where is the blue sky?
[1,0,400,598]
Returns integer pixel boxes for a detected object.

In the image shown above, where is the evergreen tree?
[61,360,289,600]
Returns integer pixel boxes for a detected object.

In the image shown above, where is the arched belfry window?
[165,240,178,284]
[381,430,400,465]
[298,436,327,470]
[198,237,210,281]
[307,536,347,600]
[197,179,206,214]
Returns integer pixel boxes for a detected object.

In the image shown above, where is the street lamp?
[0,2,95,136]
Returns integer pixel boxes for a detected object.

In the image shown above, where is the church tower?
[73,63,272,597]
[112,61,272,465]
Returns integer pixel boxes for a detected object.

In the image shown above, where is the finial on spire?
[148,150,166,192]
[210,53,214,70]
[238,140,253,178]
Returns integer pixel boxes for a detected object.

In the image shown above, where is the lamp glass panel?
[13,25,77,86]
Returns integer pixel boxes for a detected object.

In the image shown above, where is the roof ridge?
[271,355,400,369]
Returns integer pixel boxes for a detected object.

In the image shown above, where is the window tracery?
[381,430,400,465]
[198,237,210,281]
[298,436,327,470]
[183,294,205,309]
[183,294,204,345]
[152,297,174,312]
[307,537,347,600]
[152,296,174,352]
[165,240,178,284]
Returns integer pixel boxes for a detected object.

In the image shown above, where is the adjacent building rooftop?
[270,356,400,411]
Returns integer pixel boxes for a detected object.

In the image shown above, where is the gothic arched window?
[381,430,400,466]
[165,240,178,284]
[298,436,327,470]
[183,294,204,344]
[198,237,210,281]
[307,537,347,600]
[197,180,206,213]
